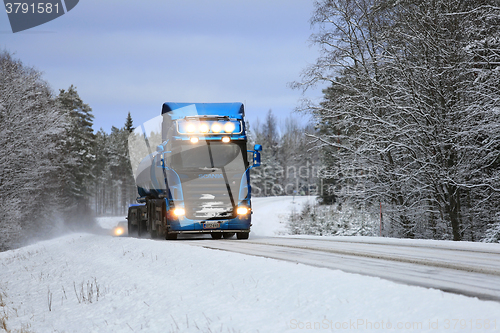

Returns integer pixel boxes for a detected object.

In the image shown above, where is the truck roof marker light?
[237,207,249,215]
[211,123,222,133]
[224,122,236,133]
[222,137,231,143]
[199,123,210,133]
[190,137,199,143]
[173,208,185,216]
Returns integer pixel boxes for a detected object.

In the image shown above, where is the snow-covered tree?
[294,0,500,241]
[249,110,321,197]
[0,51,68,249]
[57,85,96,229]
[92,114,136,216]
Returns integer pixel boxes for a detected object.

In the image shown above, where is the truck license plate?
[203,222,220,229]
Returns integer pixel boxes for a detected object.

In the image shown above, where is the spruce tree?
[57,85,96,228]
[124,112,134,133]
[122,113,136,210]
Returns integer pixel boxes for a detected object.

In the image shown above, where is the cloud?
[1,0,322,131]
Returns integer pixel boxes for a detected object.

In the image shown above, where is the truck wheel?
[166,233,177,240]
[138,221,147,238]
[128,222,138,237]
[128,224,137,237]
[211,233,223,239]
[150,230,159,239]
[236,232,249,240]
[223,233,235,239]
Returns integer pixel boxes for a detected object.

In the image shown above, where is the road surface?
[187,235,500,302]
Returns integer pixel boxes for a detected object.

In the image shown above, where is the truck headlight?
[173,208,185,216]
[237,207,249,215]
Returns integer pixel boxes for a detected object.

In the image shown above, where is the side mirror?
[248,144,262,168]
[156,145,164,153]
[253,151,261,167]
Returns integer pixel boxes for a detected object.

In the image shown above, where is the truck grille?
[181,173,237,220]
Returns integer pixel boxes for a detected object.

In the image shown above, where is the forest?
[0,51,136,250]
[292,0,500,242]
[0,50,320,251]
[1,0,500,250]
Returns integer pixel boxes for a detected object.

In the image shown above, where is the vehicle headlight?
[211,123,222,133]
[237,207,249,215]
[173,208,185,216]
[224,122,236,133]
[199,123,209,133]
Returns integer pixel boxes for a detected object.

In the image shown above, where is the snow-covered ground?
[96,216,127,230]
[250,196,315,237]
[1,196,499,332]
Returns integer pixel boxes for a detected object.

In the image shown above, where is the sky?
[0,0,324,133]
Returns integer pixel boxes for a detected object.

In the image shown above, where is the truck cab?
[127,103,261,240]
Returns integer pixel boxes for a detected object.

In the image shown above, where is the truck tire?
[166,233,177,240]
[150,230,159,239]
[211,233,223,239]
[128,222,138,237]
[138,220,147,238]
[236,232,249,240]
[223,233,235,239]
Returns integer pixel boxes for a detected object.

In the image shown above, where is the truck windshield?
[168,141,248,171]
[167,141,249,219]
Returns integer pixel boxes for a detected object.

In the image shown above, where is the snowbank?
[1,197,499,332]
[1,233,499,333]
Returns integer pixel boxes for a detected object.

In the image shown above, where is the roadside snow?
[250,196,315,236]
[0,196,499,332]
[96,216,127,230]
[287,234,500,253]
[2,234,500,333]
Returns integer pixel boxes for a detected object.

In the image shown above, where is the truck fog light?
[222,137,230,143]
[190,137,199,143]
[237,207,249,215]
[173,208,185,216]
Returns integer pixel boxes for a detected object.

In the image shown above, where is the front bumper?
[169,229,250,234]
[168,215,251,233]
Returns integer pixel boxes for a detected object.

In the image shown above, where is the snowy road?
[97,196,500,301]
[187,236,500,302]
[1,196,500,332]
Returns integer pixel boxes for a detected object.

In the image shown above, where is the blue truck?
[127,103,262,240]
